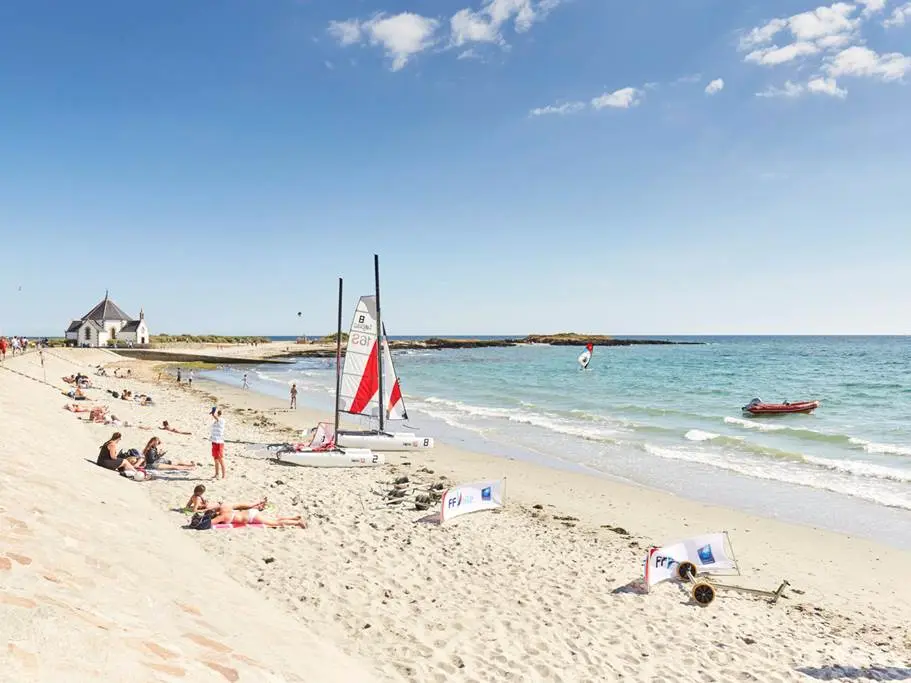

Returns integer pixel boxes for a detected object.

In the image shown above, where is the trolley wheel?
[692,582,716,606]
[677,562,697,581]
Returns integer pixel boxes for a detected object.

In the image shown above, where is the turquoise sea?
[204,336,911,548]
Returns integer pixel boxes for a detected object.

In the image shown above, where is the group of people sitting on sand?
[105,388,154,405]
[63,373,92,388]
[185,485,306,528]
[96,432,196,478]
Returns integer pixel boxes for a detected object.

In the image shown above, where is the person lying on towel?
[195,498,307,528]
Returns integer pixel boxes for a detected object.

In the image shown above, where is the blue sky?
[1,0,910,336]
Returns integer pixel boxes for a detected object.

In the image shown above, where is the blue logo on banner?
[481,486,491,502]
[697,544,715,565]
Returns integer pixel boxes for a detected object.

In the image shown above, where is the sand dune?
[2,348,909,681]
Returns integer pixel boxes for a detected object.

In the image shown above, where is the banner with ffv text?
[644,532,735,590]
[440,479,505,522]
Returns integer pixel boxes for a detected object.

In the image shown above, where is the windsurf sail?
[339,295,407,421]
[578,342,594,369]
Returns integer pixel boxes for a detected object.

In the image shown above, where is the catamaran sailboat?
[334,255,435,452]
[256,278,384,468]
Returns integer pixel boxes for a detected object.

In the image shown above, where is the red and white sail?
[339,295,407,421]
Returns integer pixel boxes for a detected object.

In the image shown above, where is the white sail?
[339,296,406,421]
[382,324,407,421]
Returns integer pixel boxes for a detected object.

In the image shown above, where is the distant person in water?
[242,373,249,390]
[290,383,297,410]
[176,368,182,383]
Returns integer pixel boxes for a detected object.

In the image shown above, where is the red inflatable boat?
[742,398,819,415]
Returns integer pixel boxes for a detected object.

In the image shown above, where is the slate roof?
[121,321,142,333]
[66,321,83,333]
[80,292,132,322]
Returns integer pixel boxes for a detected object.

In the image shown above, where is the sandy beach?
[2,347,910,682]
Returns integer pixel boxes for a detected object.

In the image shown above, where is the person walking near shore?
[242,373,249,390]
[0,336,7,362]
[210,408,226,479]
[290,383,297,409]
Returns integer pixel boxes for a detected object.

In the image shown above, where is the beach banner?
[440,479,505,523]
[644,532,735,589]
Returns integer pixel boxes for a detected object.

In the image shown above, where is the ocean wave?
[724,416,911,456]
[684,429,720,442]
[641,444,911,510]
[848,438,911,457]
[412,397,623,443]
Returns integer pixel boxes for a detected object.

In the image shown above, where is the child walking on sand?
[210,408,226,479]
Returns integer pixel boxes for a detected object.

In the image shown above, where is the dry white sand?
[3,348,910,682]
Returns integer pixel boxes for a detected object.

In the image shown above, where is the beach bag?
[189,513,212,531]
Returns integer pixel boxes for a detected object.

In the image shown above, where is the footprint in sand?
[7,643,39,670]
[143,662,187,678]
[7,553,32,566]
[184,633,233,654]
[202,661,240,682]
[0,594,37,609]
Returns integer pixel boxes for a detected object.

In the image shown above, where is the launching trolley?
[676,546,790,608]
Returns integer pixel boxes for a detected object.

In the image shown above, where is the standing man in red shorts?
[210,407,226,479]
[0,336,7,362]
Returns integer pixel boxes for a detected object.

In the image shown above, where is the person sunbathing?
[141,437,195,472]
[203,499,306,528]
[64,403,94,413]
[162,420,191,435]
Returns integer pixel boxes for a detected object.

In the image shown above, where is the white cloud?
[756,76,848,98]
[739,3,861,62]
[674,73,703,84]
[328,19,363,46]
[857,0,887,16]
[529,101,585,116]
[824,45,911,80]
[327,12,440,71]
[756,81,805,98]
[457,48,481,60]
[450,0,562,47]
[745,41,820,65]
[591,87,642,109]
[884,2,911,27]
[704,78,725,95]
[807,76,848,97]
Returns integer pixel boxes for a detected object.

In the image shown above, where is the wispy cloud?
[756,76,847,98]
[591,87,643,110]
[807,76,847,97]
[327,0,565,71]
[328,13,439,71]
[742,2,911,102]
[756,81,807,98]
[883,1,911,27]
[704,78,725,95]
[824,45,911,81]
[529,101,585,117]
[529,86,643,118]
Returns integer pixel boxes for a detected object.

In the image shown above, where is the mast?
[374,253,385,434]
[334,277,343,440]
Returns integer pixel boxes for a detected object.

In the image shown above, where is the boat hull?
[743,401,819,416]
[336,431,434,451]
[276,448,384,468]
